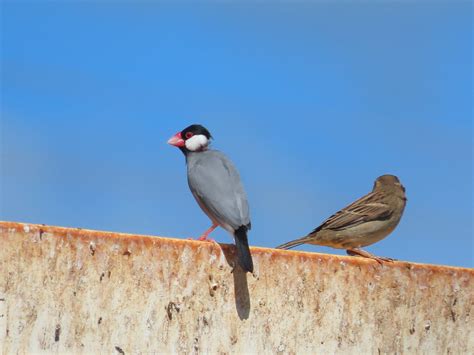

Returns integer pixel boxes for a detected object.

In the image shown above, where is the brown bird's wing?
[312,191,393,233]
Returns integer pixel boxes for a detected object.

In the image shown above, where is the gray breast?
[186,150,250,233]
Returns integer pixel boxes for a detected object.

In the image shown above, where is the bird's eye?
[185,132,194,139]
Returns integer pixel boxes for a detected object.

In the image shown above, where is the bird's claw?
[372,256,391,265]
[346,249,395,264]
[186,236,215,242]
[197,235,216,243]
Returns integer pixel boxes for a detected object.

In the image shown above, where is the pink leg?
[197,224,219,242]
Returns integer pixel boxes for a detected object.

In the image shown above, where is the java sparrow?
[277,175,407,263]
[167,124,254,273]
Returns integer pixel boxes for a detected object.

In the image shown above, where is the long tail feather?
[234,226,253,273]
[276,236,312,250]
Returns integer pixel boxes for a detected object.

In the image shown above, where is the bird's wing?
[313,191,392,232]
[187,151,250,231]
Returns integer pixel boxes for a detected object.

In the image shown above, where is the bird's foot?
[186,236,215,242]
[346,248,396,264]
[193,224,219,242]
[197,235,216,243]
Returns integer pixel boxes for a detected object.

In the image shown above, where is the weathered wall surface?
[0,221,472,354]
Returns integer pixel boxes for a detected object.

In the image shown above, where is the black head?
[181,124,212,141]
[167,124,212,153]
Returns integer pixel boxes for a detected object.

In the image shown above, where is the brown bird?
[276,175,407,263]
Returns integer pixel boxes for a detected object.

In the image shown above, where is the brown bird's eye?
[185,132,194,139]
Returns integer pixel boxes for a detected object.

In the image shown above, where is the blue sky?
[1,2,472,267]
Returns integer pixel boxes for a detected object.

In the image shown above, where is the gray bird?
[276,175,407,262]
[168,124,253,273]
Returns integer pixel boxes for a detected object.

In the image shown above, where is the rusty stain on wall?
[0,221,472,353]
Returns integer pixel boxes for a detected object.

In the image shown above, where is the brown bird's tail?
[235,226,254,273]
[276,235,313,250]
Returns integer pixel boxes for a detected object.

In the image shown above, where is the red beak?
[167,132,185,147]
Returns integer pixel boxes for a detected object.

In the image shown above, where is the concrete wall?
[0,221,472,354]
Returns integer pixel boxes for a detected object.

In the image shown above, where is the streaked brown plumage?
[276,174,407,262]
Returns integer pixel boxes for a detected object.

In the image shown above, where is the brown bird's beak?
[167,132,185,147]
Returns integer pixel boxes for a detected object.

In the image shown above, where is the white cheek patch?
[185,134,209,151]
